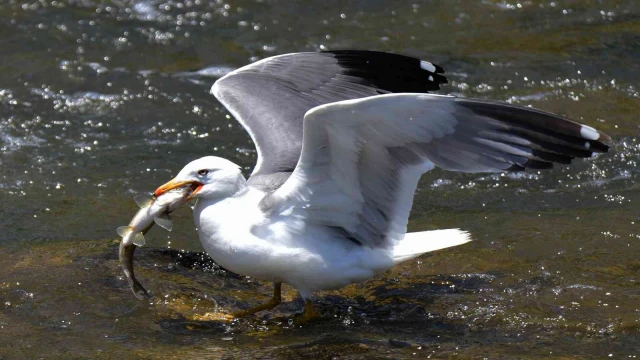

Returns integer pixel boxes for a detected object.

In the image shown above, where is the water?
[1,0,639,358]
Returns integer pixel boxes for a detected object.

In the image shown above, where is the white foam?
[133,2,159,21]
[428,75,434,81]
[0,127,44,152]
[420,60,436,73]
[579,125,600,140]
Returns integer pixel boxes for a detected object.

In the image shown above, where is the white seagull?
[154,51,609,320]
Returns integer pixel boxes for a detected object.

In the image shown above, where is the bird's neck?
[199,171,249,202]
[225,172,250,199]
[192,186,265,247]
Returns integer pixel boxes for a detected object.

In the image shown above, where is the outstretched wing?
[211,51,446,190]
[264,93,609,248]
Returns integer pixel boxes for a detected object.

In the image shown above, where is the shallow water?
[1,0,639,358]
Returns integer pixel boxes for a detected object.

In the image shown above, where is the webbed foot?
[232,282,282,318]
[292,299,321,325]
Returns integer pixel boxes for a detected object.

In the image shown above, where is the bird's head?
[154,156,244,201]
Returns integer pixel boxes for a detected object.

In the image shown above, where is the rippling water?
[1,0,639,358]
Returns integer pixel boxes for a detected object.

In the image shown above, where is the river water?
[1,0,638,358]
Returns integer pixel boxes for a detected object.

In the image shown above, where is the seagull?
[154,51,609,320]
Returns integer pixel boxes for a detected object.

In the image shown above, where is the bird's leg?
[299,298,320,322]
[232,282,282,318]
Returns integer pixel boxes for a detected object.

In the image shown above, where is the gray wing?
[420,96,611,172]
[265,93,610,247]
[211,51,447,189]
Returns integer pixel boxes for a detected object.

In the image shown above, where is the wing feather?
[212,51,447,189]
[264,93,609,248]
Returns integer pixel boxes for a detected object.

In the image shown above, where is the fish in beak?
[119,242,150,300]
[116,188,193,300]
[154,179,202,200]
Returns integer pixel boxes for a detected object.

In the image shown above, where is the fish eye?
[197,169,209,176]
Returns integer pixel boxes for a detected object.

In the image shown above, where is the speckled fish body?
[117,189,190,247]
[116,188,191,300]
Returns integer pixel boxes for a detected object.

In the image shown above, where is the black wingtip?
[456,98,611,161]
[586,139,609,153]
[523,159,554,170]
[507,164,526,172]
[323,50,447,92]
[506,159,554,172]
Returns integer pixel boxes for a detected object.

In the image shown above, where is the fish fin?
[133,232,146,247]
[134,195,153,208]
[116,226,132,237]
[154,213,173,231]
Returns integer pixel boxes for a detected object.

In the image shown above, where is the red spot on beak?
[186,183,203,201]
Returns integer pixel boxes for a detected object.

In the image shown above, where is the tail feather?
[392,229,471,263]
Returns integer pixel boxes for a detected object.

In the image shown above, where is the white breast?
[193,189,292,281]
[192,189,395,295]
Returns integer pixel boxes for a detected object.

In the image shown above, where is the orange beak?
[154,179,203,200]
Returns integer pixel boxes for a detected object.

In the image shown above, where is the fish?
[117,188,192,300]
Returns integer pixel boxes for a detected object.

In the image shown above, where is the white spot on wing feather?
[420,60,436,73]
[579,125,600,140]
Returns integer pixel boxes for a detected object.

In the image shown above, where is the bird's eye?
[197,169,209,176]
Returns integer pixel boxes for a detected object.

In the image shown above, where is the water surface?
[1,0,639,358]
